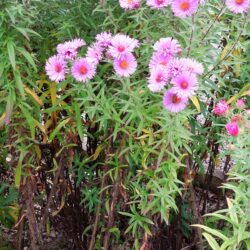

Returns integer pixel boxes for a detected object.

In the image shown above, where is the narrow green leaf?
[48,118,71,142]
[16,47,37,71]
[7,41,16,70]
[20,105,35,139]
[202,233,220,250]
[14,71,25,98]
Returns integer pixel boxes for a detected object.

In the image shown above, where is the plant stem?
[201,5,226,42]
[187,14,195,57]
[203,13,247,79]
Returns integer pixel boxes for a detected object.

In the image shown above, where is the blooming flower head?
[113,53,137,77]
[225,0,250,14]
[179,58,204,75]
[236,99,245,109]
[171,72,198,98]
[225,122,239,137]
[166,58,185,79]
[146,0,171,9]
[163,88,189,112]
[149,53,172,70]
[109,34,139,58]
[213,100,229,116]
[86,43,103,65]
[96,32,112,47]
[171,0,199,18]
[57,38,85,60]
[45,55,67,82]
[153,37,182,57]
[119,0,141,9]
[148,67,169,92]
[71,58,96,83]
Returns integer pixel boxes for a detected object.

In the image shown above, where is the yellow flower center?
[120,60,129,69]
[180,1,190,10]
[181,81,188,89]
[79,66,88,74]
[235,0,244,4]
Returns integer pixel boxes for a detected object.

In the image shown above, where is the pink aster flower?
[149,53,172,70]
[163,88,189,112]
[109,34,139,58]
[171,0,199,18]
[57,38,86,60]
[179,58,204,75]
[236,99,245,109]
[153,37,182,57]
[71,58,96,83]
[86,43,103,65]
[113,53,137,77]
[146,0,171,9]
[225,0,250,14]
[166,58,185,79]
[148,67,169,92]
[225,122,239,137]
[45,55,67,82]
[213,100,229,116]
[96,32,112,47]
[119,0,141,9]
[171,72,198,98]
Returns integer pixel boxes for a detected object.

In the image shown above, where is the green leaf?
[202,233,220,250]
[16,47,37,71]
[14,70,25,99]
[20,105,35,139]
[193,224,228,241]
[48,118,71,142]
[7,41,16,70]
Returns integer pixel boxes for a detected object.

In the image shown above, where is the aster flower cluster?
[119,0,250,16]
[45,33,139,83]
[147,37,204,113]
[119,0,203,18]
[213,98,249,137]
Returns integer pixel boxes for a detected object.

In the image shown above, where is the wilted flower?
[213,100,229,116]
[236,99,245,109]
